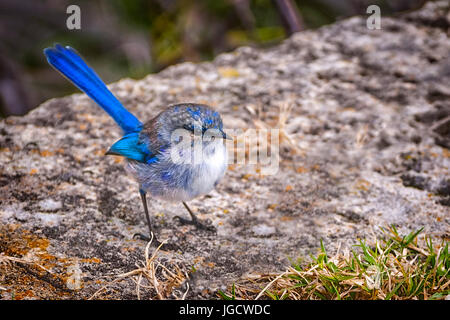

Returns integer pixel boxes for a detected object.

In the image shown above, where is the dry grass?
[218,226,449,300]
[0,253,48,271]
[251,101,302,154]
[89,234,188,300]
[230,101,303,176]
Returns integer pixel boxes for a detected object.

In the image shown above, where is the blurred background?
[0,0,427,117]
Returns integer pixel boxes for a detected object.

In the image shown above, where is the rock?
[400,174,429,190]
[251,224,277,237]
[0,1,449,299]
[38,199,62,212]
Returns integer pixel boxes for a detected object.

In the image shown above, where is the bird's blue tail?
[44,44,142,134]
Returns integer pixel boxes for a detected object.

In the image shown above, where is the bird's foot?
[173,215,216,233]
[132,233,180,251]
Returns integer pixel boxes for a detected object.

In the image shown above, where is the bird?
[44,44,231,247]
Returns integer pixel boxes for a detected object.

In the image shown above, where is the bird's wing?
[106,132,158,164]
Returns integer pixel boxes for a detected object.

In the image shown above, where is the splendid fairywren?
[44,44,231,246]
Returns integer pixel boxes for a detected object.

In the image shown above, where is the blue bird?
[44,44,231,246]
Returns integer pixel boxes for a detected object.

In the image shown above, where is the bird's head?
[163,103,231,144]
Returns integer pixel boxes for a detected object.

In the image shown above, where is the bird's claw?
[173,216,216,233]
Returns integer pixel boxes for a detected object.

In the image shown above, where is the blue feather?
[107,133,157,164]
[43,44,142,134]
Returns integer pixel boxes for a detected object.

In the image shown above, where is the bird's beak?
[221,130,233,140]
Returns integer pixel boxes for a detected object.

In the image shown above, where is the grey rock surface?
[0,1,449,299]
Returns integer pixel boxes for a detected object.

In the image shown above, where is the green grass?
[217,226,449,300]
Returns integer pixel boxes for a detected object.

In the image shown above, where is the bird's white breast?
[126,140,228,202]
[189,141,227,198]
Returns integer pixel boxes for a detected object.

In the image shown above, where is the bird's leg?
[133,189,160,243]
[174,202,216,232]
[133,189,180,250]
